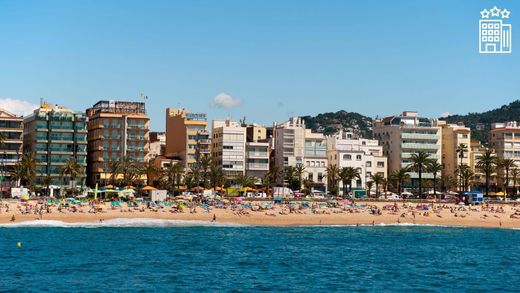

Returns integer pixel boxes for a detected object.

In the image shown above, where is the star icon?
[481,9,490,18]
[490,6,501,17]
[501,9,510,18]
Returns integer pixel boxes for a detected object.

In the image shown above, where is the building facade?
[86,100,150,186]
[373,111,442,186]
[489,122,520,164]
[0,108,24,189]
[274,117,328,191]
[149,131,166,159]
[24,103,87,186]
[165,108,210,169]
[211,120,247,178]
[327,130,387,195]
[436,121,471,177]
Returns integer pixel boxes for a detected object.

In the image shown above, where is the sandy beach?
[1,199,520,228]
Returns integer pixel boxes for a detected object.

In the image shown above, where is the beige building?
[435,121,471,177]
[373,111,442,186]
[274,117,327,192]
[86,100,150,186]
[490,122,520,164]
[211,120,247,178]
[327,130,387,195]
[165,108,210,169]
[149,132,166,159]
[0,108,24,189]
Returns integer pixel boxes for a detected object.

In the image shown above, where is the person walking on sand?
[10,215,15,222]
[212,214,216,222]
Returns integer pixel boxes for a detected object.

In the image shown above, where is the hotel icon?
[479,7,512,54]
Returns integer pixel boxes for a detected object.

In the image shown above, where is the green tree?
[498,158,516,198]
[370,173,385,198]
[59,157,85,190]
[199,155,212,188]
[390,168,410,198]
[408,151,432,198]
[209,162,226,190]
[511,167,520,196]
[427,161,443,202]
[13,153,36,188]
[456,143,468,193]
[339,167,361,197]
[476,149,497,198]
[326,164,340,195]
[141,161,158,186]
[294,163,306,190]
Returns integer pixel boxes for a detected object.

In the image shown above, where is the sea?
[1,219,520,292]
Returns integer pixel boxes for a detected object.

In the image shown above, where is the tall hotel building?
[86,100,150,185]
[211,119,247,178]
[23,102,88,186]
[0,108,24,189]
[373,111,442,185]
[165,108,210,169]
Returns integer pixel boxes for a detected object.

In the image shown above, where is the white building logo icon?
[480,6,512,54]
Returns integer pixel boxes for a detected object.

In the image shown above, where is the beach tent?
[464,190,483,204]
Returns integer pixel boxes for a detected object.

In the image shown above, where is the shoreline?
[1,200,520,229]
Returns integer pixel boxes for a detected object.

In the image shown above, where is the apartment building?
[0,108,24,188]
[149,131,166,158]
[489,121,520,164]
[24,103,87,186]
[86,100,150,185]
[373,111,442,185]
[211,120,247,178]
[274,117,327,191]
[327,130,387,195]
[165,108,210,169]
[435,121,471,177]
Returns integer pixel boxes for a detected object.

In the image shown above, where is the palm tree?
[209,162,226,190]
[460,166,475,193]
[408,151,432,198]
[476,149,497,198]
[366,181,374,197]
[456,143,468,193]
[370,173,385,198]
[262,173,272,196]
[236,174,255,188]
[339,167,361,198]
[119,157,140,186]
[199,155,212,188]
[108,161,121,186]
[163,162,185,193]
[302,178,314,195]
[427,161,443,202]
[59,157,85,190]
[326,164,340,195]
[43,175,53,197]
[283,166,296,190]
[13,153,36,188]
[511,168,520,196]
[498,158,516,198]
[141,161,158,186]
[268,165,281,186]
[390,168,410,198]
[294,163,306,190]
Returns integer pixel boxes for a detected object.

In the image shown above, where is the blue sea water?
[1,220,520,292]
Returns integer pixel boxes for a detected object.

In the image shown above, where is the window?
[377,161,385,168]
[308,173,313,181]
[356,155,362,161]
[343,154,351,160]
[317,173,323,183]
[366,161,372,167]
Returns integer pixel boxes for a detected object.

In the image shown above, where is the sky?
[0,0,519,131]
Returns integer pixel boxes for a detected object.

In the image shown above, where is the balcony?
[247,152,269,158]
[401,133,438,140]
[246,163,269,170]
[401,143,439,150]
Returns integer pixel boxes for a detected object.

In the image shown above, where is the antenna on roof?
[139,92,148,100]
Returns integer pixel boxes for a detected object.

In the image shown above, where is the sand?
[1,200,520,228]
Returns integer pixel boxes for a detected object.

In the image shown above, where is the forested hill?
[441,100,520,144]
[301,110,373,138]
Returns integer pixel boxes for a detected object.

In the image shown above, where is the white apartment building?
[245,141,270,179]
[373,111,442,186]
[274,117,327,192]
[327,130,387,195]
[211,120,246,178]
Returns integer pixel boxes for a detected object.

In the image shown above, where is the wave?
[294,222,466,228]
[0,218,247,228]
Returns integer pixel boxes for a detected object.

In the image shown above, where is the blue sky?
[0,0,519,131]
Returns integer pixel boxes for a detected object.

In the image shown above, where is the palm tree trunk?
[485,171,490,197]
[418,167,422,198]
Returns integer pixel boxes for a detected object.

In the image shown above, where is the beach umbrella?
[104,184,115,189]
[124,185,136,189]
[142,186,157,191]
